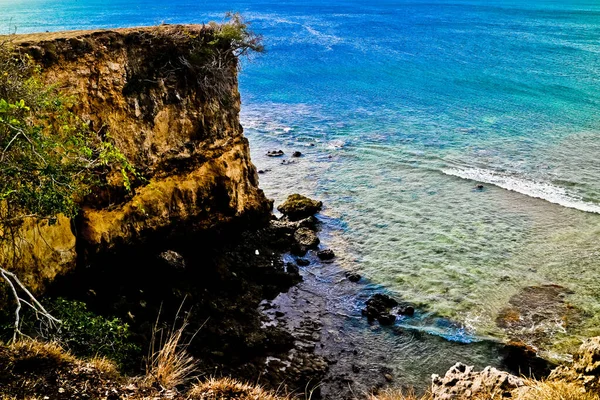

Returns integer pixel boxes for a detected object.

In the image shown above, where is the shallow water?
[4,0,600,371]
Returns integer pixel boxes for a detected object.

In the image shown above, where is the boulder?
[294,228,320,249]
[292,151,302,157]
[277,194,323,221]
[431,363,527,400]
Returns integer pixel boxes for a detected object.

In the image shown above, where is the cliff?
[2,25,271,291]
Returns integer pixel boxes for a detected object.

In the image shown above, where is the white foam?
[442,167,600,214]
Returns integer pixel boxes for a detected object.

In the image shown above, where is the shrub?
[43,298,141,370]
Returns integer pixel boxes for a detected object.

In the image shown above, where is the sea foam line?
[441,167,600,214]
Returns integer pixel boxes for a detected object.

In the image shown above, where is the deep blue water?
[3,0,600,380]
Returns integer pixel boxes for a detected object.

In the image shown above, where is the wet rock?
[292,151,302,157]
[277,194,323,221]
[501,340,555,378]
[549,337,600,392]
[258,169,271,174]
[345,272,361,282]
[286,262,300,275]
[378,314,396,325]
[398,306,415,316]
[158,250,185,269]
[474,184,485,190]
[296,258,310,266]
[267,150,284,157]
[363,294,399,324]
[431,362,527,400]
[317,249,335,261]
[270,216,318,233]
[294,228,320,249]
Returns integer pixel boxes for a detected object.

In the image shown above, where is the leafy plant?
[44,298,141,370]
[0,40,136,340]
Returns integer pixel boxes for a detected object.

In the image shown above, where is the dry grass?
[188,377,292,400]
[144,311,199,390]
[517,379,600,400]
[86,355,119,376]
[369,389,432,400]
[8,339,75,364]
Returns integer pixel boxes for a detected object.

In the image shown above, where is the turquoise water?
[3,0,600,359]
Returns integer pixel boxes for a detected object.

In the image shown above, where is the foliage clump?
[179,13,264,102]
[0,40,132,223]
[44,298,140,369]
[0,40,134,340]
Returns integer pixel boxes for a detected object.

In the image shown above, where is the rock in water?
[294,227,320,249]
[317,249,335,260]
[363,293,399,325]
[345,272,361,282]
[267,150,284,157]
[292,151,302,157]
[277,194,323,221]
[296,258,310,266]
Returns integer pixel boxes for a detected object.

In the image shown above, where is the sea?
[3,0,600,389]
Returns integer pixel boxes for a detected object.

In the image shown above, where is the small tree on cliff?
[180,12,264,102]
[0,40,132,340]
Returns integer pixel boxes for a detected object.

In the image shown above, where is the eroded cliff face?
[5,25,270,291]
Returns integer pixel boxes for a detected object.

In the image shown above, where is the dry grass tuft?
[144,310,199,390]
[87,355,119,376]
[8,339,75,365]
[188,377,292,400]
[369,388,432,400]
[517,379,600,400]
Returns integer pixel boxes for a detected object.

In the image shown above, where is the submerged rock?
[277,194,323,221]
[496,284,579,350]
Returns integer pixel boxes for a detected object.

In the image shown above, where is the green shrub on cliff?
[0,40,134,339]
[180,13,264,102]
[44,298,141,370]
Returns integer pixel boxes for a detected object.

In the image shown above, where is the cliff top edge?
[1,24,206,44]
